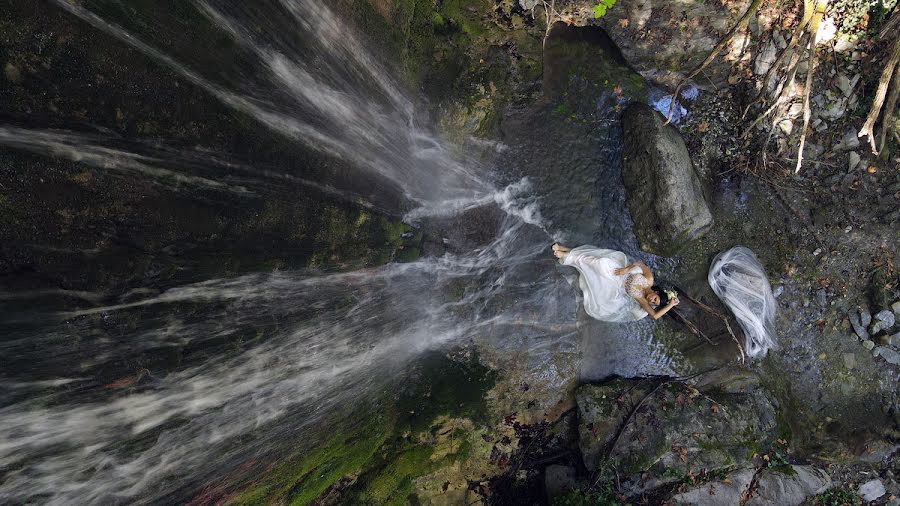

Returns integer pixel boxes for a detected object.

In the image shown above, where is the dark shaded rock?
[744,466,831,506]
[544,465,580,500]
[622,103,713,256]
[575,373,776,475]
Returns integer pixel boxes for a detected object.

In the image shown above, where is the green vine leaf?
[593,0,617,18]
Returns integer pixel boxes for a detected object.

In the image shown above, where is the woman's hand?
[614,267,629,276]
[670,297,680,307]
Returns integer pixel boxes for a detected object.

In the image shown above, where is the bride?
[553,243,679,322]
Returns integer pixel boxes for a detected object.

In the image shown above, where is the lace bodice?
[624,273,650,299]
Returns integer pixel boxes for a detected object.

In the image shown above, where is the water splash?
[50,0,492,205]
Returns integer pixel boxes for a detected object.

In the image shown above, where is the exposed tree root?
[794,2,825,174]
[858,31,900,155]
[742,9,815,120]
[664,0,764,124]
[878,70,900,154]
[743,32,810,138]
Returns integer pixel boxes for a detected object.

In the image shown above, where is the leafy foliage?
[552,487,630,506]
[592,0,617,19]
[808,486,861,506]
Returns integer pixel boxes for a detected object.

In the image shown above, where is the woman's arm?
[614,260,654,283]
[638,297,679,320]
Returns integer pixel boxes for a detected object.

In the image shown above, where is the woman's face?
[646,291,661,306]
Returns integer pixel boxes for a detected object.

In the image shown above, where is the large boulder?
[517,0,756,88]
[670,465,832,506]
[576,373,776,475]
[622,103,713,256]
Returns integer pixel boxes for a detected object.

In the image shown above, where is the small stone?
[850,312,869,339]
[773,285,784,298]
[813,248,822,256]
[843,353,857,369]
[778,118,793,136]
[859,479,886,502]
[876,309,896,328]
[755,42,778,75]
[861,308,872,327]
[836,73,851,96]
[3,62,20,83]
[863,339,875,351]
[817,289,827,306]
[834,128,861,151]
[875,346,900,365]
[892,300,900,315]
[849,151,861,171]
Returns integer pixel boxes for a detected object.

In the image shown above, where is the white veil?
[708,246,778,358]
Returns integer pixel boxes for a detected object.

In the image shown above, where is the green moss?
[356,444,434,504]
[231,416,390,506]
[397,352,497,433]
[395,246,421,263]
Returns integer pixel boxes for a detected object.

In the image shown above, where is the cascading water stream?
[0,1,681,503]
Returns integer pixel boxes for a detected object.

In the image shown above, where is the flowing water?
[0,1,683,503]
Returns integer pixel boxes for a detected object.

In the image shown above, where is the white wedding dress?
[560,246,649,322]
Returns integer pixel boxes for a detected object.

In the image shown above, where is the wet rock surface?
[621,103,713,256]
[576,372,776,475]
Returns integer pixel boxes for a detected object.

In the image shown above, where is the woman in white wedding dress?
[552,243,679,322]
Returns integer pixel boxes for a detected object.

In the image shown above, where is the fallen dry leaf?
[612,84,623,95]
[617,18,630,28]
[697,121,709,133]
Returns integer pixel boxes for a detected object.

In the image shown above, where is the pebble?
[834,128,861,151]
[875,346,900,365]
[876,309,895,325]
[773,285,784,298]
[849,151,860,171]
[836,73,851,95]
[861,308,872,327]
[817,289,827,306]
[850,312,869,339]
[863,339,875,351]
[843,352,856,369]
[892,300,900,315]
[813,248,822,256]
[859,479,886,502]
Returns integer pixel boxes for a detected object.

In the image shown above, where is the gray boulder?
[858,479,885,502]
[671,467,756,506]
[622,103,713,256]
[576,373,776,475]
[744,466,832,506]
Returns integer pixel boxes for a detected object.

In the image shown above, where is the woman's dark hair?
[651,285,672,306]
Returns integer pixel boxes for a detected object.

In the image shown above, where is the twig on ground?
[858,31,900,154]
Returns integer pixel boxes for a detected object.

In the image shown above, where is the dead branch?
[794,0,827,173]
[858,33,900,154]
[675,289,747,363]
[878,70,900,154]
[665,0,764,124]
